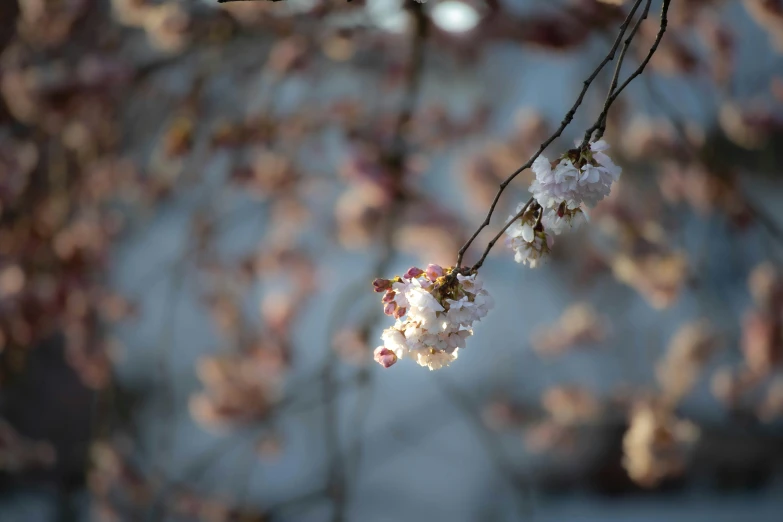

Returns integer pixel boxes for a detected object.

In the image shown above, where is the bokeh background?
[2,0,783,520]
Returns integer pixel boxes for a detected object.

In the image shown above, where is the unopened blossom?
[372,266,492,370]
[425,263,444,281]
[373,346,398,368]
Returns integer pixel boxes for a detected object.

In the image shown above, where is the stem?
[581,0,652,146]
[592,0,671,139]
[455,0,645,269]
[471,197,535,271]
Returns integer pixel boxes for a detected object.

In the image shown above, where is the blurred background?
[2,0,783,520]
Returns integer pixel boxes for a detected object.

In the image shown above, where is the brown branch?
[465,0,672,269]
[471,197,536,271]
[435,376,535,519]
[585,0,670,144]
[322,5,429,522]
[642,69,783,253]
[455,0,645,270]
[582,0,653,146]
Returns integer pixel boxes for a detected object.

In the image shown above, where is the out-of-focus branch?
[322,4,429,521]
[456,0,645,269]
[643,70,783,252]
[435,376,535,519]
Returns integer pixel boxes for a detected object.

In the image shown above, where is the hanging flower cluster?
[507,139,621,266]
[372,265,493,370]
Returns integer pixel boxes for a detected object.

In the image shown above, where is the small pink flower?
[425,264,444,281]
[374,346,398,368]
[403,267,424,280]
[373,278,392,292]
[382,290,396,303]
[384,302,396,316]
[393,306,406,319]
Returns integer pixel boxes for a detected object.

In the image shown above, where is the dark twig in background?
[322,4,429,521]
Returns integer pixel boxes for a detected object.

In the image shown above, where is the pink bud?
[372,278,392,292]
[403,267,424,280]
[425,264,444,281]
[374,346,398,368]
[382,290,396,303]
[393,306,406,319]
[384,302,396,316]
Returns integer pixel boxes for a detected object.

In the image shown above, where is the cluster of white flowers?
[506,140,621,266]
[505,204,552,267]
[529,140,621,210]
[372,265,493,370]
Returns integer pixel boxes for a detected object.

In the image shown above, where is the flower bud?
[384,302,396,316]
[373,278,392,292]
[393,306,406,319]
[403,267,424,280]
[374,346,398,368]
[425,264,444,281]
[382,290,396,303]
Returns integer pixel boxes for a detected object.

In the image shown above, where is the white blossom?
[412,348,457,371]
[541,207,585,236]
[373,267,492,370]
[529,141,622,211]
[505,202,552,268]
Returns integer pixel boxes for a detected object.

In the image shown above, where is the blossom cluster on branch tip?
[372,265,493,370]
[507,140,621,266]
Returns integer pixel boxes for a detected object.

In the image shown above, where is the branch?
[586,0,671,142]
[642,69,783,253]
[471,197,536,271]
[464,0,672,269]
[455,0,645,269]
[322,5,429,521]
[581,0,653,146]
[435,376,535,519]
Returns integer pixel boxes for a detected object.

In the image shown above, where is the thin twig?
[603,0,671,114]
[471,197,535,271]
[643,70,783,253]
[582,0,653,146]
[435,376,535,520]
[322,5,429,521]
[455,0,645,269]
